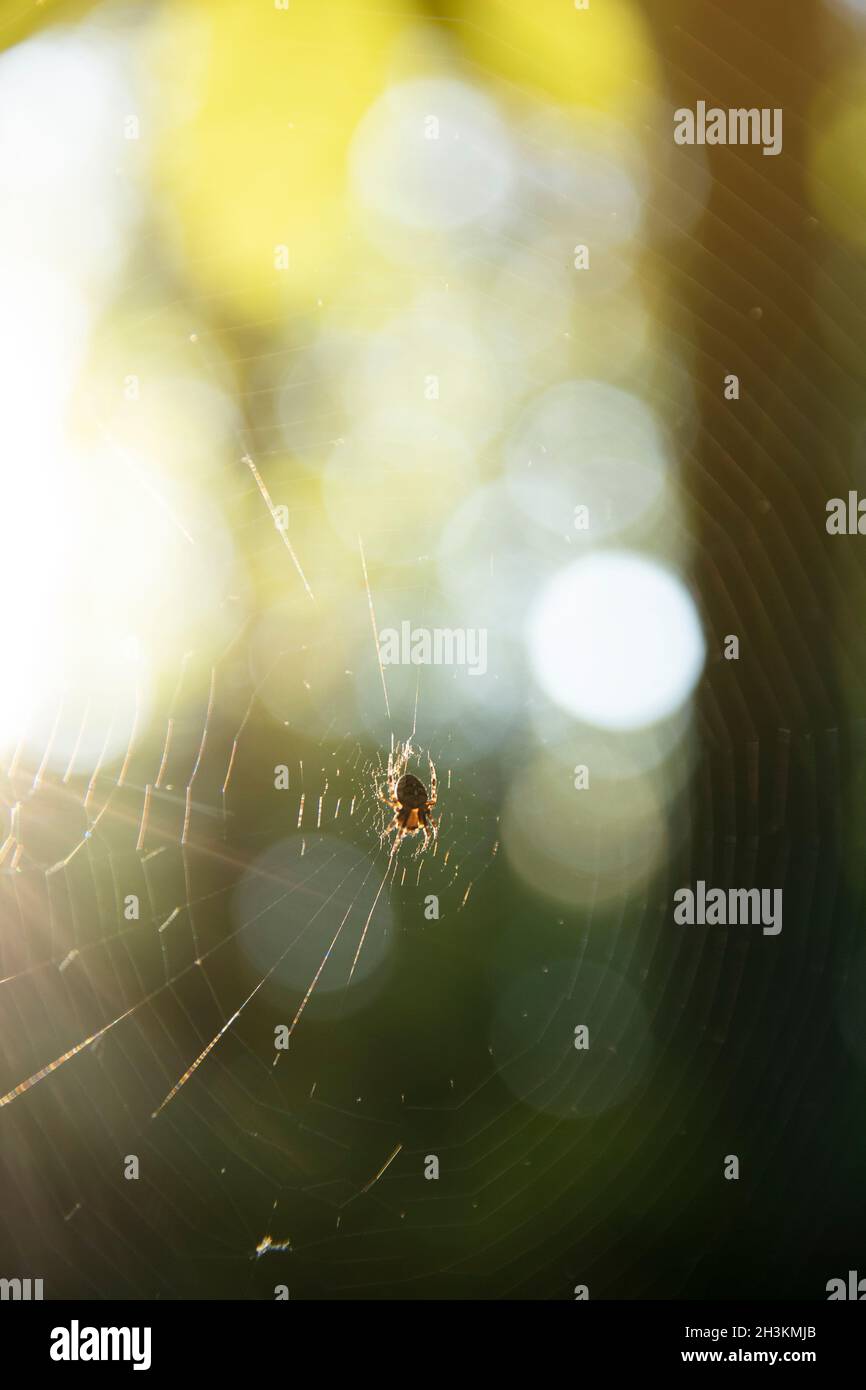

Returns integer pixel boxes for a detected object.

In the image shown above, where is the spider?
[379,745,438,852]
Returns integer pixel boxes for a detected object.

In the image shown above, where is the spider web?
[5,0,823,1307]
[0,8,566,1299]
[0,542,505,1297]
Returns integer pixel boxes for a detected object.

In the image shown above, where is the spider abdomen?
[396,773,428,808]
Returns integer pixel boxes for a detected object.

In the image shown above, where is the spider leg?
[427,755,437,806]
[387,819,409,857]
[379,748,402,808]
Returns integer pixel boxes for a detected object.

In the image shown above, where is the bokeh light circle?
[505,380,672,541]
[528,550,705,731]
[232,836,394,1016]
[350,77,513,232]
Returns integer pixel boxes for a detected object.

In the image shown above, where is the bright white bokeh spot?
[0,29,134,284]
[528,550,705,730]
[0,434,237,769]
[350,78,513,231]
[0,263,90,463]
